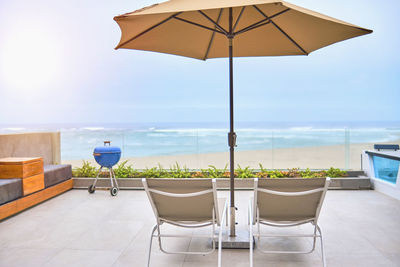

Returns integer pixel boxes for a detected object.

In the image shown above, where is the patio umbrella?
[114,0,372,237]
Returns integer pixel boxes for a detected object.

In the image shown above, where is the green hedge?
[73,160,348,179]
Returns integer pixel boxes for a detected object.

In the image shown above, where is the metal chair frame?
[143,178,227,267]
[249,178,330,267]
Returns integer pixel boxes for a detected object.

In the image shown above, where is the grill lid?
[94,146,121,154]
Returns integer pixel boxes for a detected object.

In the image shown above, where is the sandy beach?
[63,141,386,170]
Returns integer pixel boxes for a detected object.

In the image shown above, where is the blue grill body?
[93,145,121,168]
[89,141,121,196]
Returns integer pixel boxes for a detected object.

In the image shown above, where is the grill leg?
[111,168,119,189]
[93,167,102,187]
[109,168,114,188]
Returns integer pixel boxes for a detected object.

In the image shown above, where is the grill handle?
[93,153,101,156]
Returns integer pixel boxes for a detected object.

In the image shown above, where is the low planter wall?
[73,177,371,190]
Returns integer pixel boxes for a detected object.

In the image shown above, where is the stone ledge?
[73,177,371,190]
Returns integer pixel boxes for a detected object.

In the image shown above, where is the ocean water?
[1,122,399,161]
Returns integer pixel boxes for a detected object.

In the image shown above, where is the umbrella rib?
[253,5,308,55]
[203,8,224,60]
[198,10,228,35]
[173,16,224,35]
[234,18,270,36]
[232,6,246,32]
[233,8,289,36]
[115,12,182,49]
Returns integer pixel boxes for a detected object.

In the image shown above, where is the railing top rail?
[366,151,400,161]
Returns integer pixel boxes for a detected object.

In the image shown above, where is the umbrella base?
[214,229,253,249]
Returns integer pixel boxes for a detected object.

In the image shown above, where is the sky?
[0,0,399,127]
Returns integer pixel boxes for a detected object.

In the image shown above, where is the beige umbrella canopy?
[114,0,371,59]
[114,0,372,237]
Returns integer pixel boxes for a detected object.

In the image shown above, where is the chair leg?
[218,224,222,267]
[226,206,229,227]
[247,207,250,226]
[310,224,317,253]
[248,200,254,267]
[249,223,253,267]
[316,225,326,267]
[147,225,157,267]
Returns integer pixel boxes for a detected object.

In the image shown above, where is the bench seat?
[44,165,72,188]
[0,179,22,205]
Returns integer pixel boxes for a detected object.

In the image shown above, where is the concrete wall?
[0,132,61,165]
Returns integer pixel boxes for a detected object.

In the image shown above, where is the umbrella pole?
[228,7,236,237]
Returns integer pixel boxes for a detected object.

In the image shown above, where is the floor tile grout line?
[110,222,148,267]
[39,247,64,267]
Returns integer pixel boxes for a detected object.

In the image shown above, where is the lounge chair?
[142,178,228,267]
[249,177,331,267]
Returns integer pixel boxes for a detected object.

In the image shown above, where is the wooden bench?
[0,157,44,196]
[0,157,73,221]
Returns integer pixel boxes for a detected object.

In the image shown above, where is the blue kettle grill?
[88,141,121,196]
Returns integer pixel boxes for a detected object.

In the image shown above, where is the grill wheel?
[110,187,118,196]
[88,185,96,194]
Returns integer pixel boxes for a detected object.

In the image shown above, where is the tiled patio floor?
[0,189,399,267]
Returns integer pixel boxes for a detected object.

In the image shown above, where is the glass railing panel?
[120,128,199,169]
[348,128,400,170]
[234,127,349,170]
[194,128,227,170]
[266,128,347,170]
[233,129,273,170]
[61,128,125,166]
[61,125,400,172]
[372,155,400,184]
